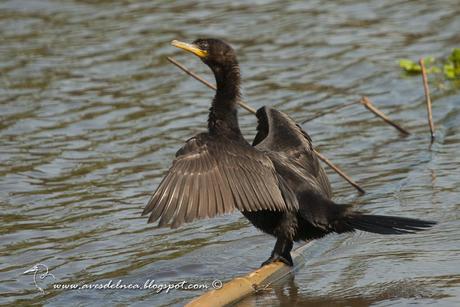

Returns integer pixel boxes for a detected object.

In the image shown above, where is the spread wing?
[142,133,297,228]
[253,106,332,198]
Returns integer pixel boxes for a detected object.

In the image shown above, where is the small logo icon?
[23,263,56,294]
[212,279,223,289]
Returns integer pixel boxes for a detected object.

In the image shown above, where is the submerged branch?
[300,100,357,124]
[359,96,411,135]
[313,150,365,194]
[167,57,257,114]
[419,58,435,143]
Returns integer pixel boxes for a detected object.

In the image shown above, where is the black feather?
[342,214,436,235]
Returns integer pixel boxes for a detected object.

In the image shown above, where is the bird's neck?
[208,63,243,139]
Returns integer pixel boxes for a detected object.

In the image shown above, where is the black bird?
[142,38,436,266]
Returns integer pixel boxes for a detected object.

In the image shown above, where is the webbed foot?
[260,252,293,267]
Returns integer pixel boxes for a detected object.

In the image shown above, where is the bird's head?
[23,265,39,274]
[171,38,238,71]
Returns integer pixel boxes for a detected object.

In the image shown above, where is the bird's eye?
[200,42,209,50]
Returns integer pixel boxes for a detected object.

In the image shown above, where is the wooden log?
[185,242,314,307]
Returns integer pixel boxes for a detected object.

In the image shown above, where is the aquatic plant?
[399,48,460,79]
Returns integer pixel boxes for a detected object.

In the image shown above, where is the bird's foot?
[260,253,293,267]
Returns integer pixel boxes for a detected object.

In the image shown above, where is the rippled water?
[1,0,459,306]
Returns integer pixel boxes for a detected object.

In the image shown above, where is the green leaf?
[444,64,455,79]
[399,48,460,80]
[428,66,441,74]
[399,59,421,73]
[424,56,436,65]
[399,59,414,69]
[449,48,460,63]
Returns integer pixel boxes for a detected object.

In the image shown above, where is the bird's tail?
[298,191,436,235]
[337,213,436,235]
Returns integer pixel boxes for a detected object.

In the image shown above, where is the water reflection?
[1,0,459,306]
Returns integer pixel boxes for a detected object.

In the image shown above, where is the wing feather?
[158,168,183,227]
[170,160,192,228]
[198,156,209,219]
[215,166,234,213]
[143,133,296,228]
[185,157,200,223]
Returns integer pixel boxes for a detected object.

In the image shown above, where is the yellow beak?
[171,40,208,58]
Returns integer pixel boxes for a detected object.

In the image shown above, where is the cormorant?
[142,38,436,266]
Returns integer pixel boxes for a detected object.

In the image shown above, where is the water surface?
[1,0,459,306]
